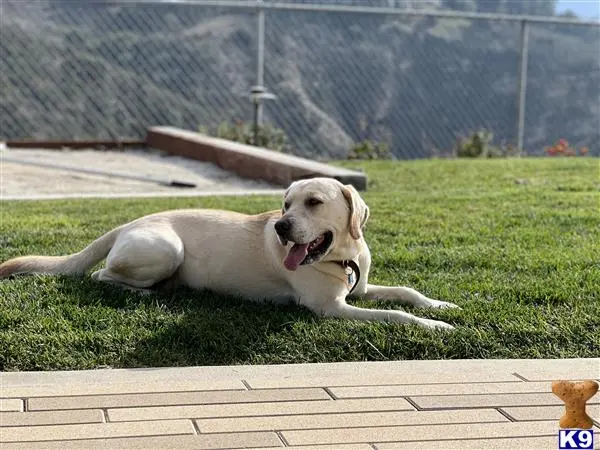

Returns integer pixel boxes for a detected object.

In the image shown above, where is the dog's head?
[275,177,369,271]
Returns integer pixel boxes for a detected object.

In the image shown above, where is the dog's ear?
[281,184,292,214]
[342,184,369,240]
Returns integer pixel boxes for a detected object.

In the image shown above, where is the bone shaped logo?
[552,380,599,429]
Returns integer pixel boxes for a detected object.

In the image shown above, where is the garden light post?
[249,85,276,146]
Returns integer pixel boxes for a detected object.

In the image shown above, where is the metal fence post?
[517,19,529,154]
[256,0,266,126]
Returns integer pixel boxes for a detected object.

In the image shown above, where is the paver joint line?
[417,406,548,411]
[1,432,197,445]
[402,397,422,411]
[275,430,289,447]
[195,419,510,434]
[186,407,420,421]
[512,372,530,381]
[322,387,338,400]
[409,392,561,399]
[191,419,202,435]
[26,398,339,413]
[327,380,579,400]
[19,385,339,400]
[376,433,557,444]
[36,397,338,412]
[495,408,517,422]
[20,387,248,400]
[246,379,528,389]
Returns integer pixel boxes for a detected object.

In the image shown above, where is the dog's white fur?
[0,177,459,329]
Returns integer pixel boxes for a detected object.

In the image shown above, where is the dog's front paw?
[426,299,462,310]
[419,318,455,330]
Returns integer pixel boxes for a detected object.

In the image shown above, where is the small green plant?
[199,120,292,153]
[347,139,392,160]
[454,130,519,158]
[454,129,493,158]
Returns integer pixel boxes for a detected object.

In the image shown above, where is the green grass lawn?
[1,158,599,371]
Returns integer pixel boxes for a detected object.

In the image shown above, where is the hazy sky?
[556,0,600,19]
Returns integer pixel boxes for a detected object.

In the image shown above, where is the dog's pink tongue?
[284,243,309,271]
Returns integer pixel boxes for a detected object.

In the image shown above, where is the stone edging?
[146,126,368,191]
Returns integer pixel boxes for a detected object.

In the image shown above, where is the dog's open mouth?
[283,231,333,271]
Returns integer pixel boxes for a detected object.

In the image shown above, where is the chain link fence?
[1,1,599,158]
[264,11,524,157]
[1,2,257,140]
[525,21,600,152]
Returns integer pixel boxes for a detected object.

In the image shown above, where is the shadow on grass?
[4,271,597,372]
[48,275,481,368]
[52,275,318,368]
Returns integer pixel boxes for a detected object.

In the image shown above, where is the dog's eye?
[283,202,290,211]
[306,198,323,207]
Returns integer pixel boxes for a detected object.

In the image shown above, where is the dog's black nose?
[274,219,292,236]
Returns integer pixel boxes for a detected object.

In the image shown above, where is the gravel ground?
[1,147,281,200]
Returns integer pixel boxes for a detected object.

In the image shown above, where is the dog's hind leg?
[91,226,184,291]
[91,269,156,294]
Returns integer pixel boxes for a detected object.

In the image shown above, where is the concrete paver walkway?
[1,359,599,449]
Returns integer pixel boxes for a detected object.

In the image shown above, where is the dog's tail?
[0,227,121,279]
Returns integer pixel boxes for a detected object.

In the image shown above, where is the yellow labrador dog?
[0,177,458,329]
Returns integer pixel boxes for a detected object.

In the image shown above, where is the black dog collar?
[333,260,360,294]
